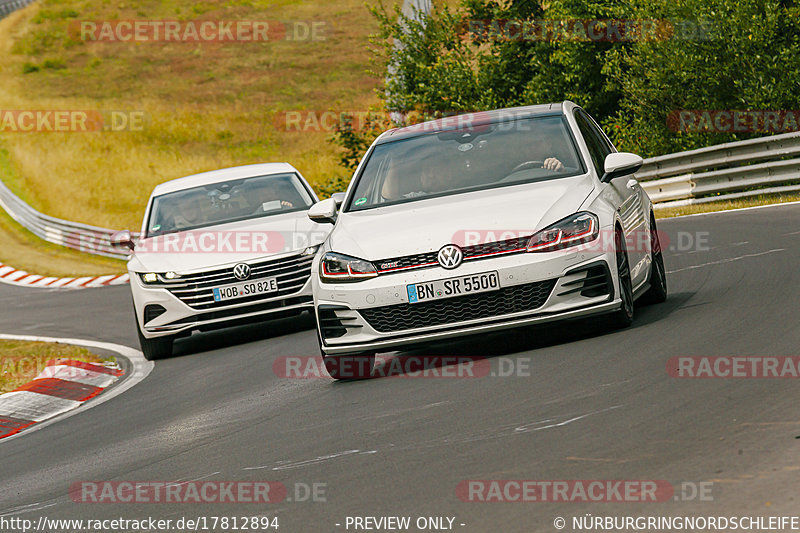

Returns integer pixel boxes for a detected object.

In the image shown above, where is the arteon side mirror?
[308,198,338,225]
[331,192,346,208]
[601,152,643,183]
[111,230,135,251]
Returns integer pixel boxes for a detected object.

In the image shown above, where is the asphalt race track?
[1,203,799,532]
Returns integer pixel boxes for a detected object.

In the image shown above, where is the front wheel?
[641,213,668,305]
[324,353,375,380]
[137,328,174,361]
[608,228,634,329]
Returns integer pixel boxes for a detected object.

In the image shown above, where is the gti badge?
[437,245,463,270]
[233,263,252,281]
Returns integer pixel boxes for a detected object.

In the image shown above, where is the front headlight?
[141,272,158,284]
[527,212,599,252]
[320,252,378,282]
[139,272,181,284]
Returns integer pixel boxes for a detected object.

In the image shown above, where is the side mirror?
[331,192,346,208]
[111,230,135,251]
[601,152,643,183]
[308,198,338,225]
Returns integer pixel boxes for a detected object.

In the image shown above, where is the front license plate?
[213,278,279,302]
[407,271,500,304]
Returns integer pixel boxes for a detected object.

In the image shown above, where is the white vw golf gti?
[308,102,667,379]
[114,163,330,360]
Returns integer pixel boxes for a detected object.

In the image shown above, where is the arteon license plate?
[407,271,500,304]
[212,278,279,302]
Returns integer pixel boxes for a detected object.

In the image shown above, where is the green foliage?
[339,0,800,165]
[330,110,387,172]
[606,0,800,156]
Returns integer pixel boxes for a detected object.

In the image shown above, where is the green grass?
[0,145,126,276]
[0,0,382,231]
[656,191,800,219]
[0,340,110,393]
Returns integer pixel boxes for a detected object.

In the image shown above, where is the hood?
[128,210,329,273]
[329,174,596,260]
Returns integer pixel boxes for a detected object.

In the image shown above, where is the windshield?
[146,172,314,237]
[346,115,585,211]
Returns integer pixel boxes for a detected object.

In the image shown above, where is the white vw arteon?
[113,163,332,360]
[308,102,667,379]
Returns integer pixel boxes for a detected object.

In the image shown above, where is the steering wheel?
[510,160,544,173]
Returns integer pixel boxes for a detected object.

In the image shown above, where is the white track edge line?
[660,199,800,221]
[0,334,153,443]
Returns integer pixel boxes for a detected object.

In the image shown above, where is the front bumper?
[313,249,621,356]
[132,254,315,339]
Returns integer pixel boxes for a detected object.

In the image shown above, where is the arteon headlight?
[527,212,599,252]
[319,252,378,282]
[139,272,181,284]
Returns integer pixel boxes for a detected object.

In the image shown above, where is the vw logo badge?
[233,263,251,281]
[437,245,463,270]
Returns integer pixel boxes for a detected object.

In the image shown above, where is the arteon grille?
[359,279,557,333]
[375,235,530,274]
[164,254,313,310]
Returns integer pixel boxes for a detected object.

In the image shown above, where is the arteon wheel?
[137,327,174,361]
[609,227,634,329]
[323,353,375,380]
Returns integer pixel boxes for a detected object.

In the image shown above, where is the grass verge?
[0,339,111,393]
[0,208,127,277]
[0,145,126,276]
[0,0,381,230]
[655,191,800,219]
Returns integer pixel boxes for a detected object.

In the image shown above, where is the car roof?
[375,101,576,144]
[151,163,300,196]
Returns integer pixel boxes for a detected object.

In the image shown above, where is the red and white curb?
[0,359,123,439]
[0,334,153,442]
[0,262,128,289]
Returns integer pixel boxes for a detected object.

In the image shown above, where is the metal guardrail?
[0,0,135,261]
[2,131,798,259]
[639,131,800,208]
[0,0,35,19]
[0,180,134,260]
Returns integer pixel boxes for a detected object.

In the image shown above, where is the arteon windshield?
[146,173,314,237]
[346,115,585,211]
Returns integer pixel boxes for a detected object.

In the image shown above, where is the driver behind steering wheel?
[537,134,565,172]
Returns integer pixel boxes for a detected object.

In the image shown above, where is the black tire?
[641,213,668,305]
[609,227,634,329]
[137,327,174,361]
[323,353,375,380]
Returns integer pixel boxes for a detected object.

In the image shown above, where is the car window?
[347,115,585,211]
[574,110,612,176]
[582,110,616,153]
[146,173,314,237]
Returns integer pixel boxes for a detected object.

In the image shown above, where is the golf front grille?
[359,279,557,333]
